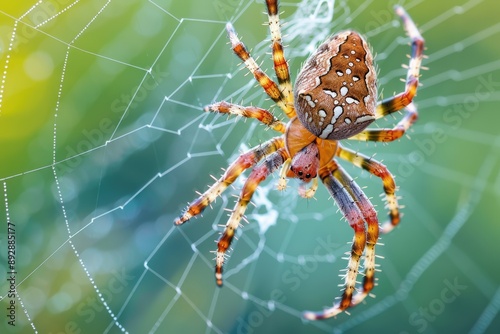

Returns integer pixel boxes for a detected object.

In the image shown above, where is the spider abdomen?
[294,31,377,141]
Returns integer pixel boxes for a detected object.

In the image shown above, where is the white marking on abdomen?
[332,106,343,123]
[323,89,337,99]
[319,106,344,139]
[346,97,359,104]
[304,94,316,107]
[319,124,334,138]
[355,115,375,124]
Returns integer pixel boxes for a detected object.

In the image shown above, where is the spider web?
[1,0,500,333]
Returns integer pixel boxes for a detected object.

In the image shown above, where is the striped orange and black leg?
[337,145,400,233]
[349,102,418,142]
[225,22,296,119]
[204,101,286,134]
[303,161,367,320]
[375,6,424,118]
[333,165,379,307]
[215,148,288,285]
[266,0,294,114]
[174,138,284,225]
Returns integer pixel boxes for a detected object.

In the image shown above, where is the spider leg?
[174,137,284,225]
[225,22,296,119]
[205,101,286,133]
[348,102,418,142]
[303,161,367,320]
[337,145,400,233]
[375,6,424,118]
[266,0,294,110]
[332,164,379,308]
[215,148,287,285]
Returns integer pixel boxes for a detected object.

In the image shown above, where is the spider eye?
[298,171,303,176]
[306,173,311,179]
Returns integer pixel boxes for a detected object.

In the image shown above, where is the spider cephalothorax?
[175,0,424,320]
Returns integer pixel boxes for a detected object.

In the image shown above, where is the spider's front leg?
[215,148,288,285]
[204,101,286,134]
[225,20,295,119]
[174,138,284,225]
[266,0,293,108]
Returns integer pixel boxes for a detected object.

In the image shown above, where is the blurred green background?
[1,0,499,333]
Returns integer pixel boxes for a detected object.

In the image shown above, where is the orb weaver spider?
[175,0,424,319]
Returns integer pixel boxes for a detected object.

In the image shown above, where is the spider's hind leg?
[266,0,293,108]
[303,161,370,320]
[332,165,379,306]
